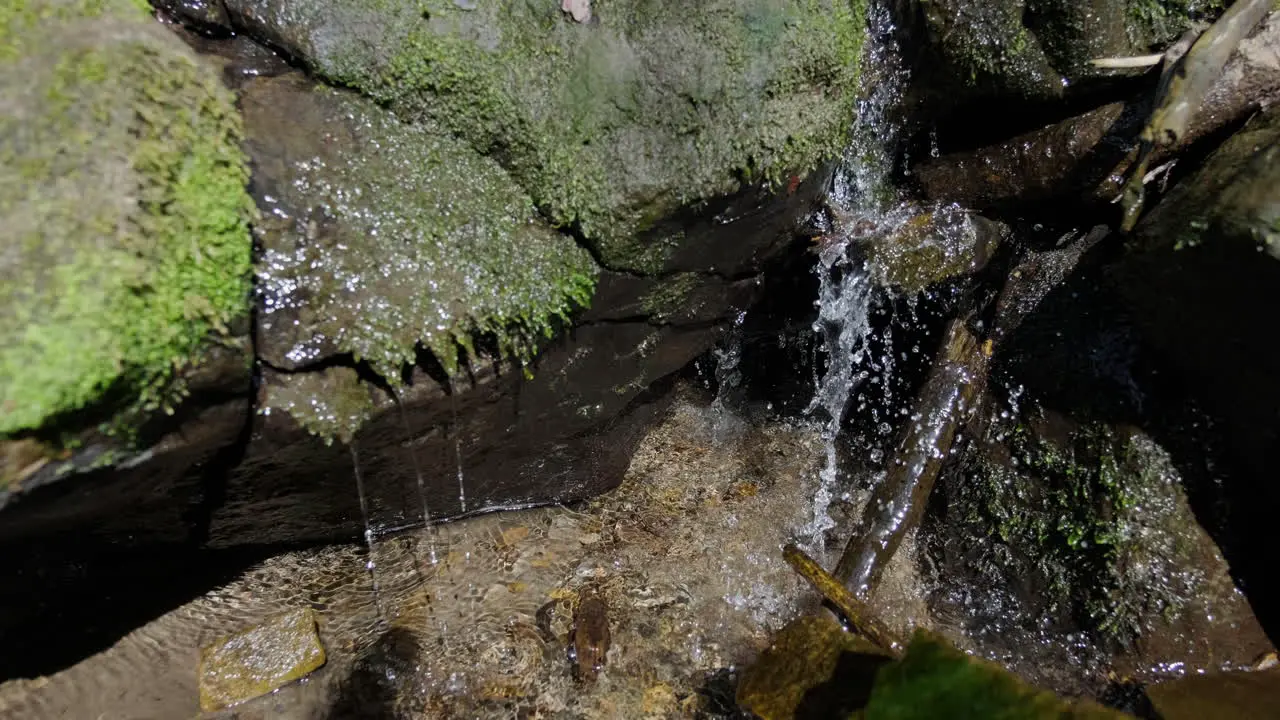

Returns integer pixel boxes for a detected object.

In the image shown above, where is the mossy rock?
[859,631,1129,719]
[223,0,868,273]
[0,0,255,437]
[244,73,597,389]
[738,621,1128,719]
[933,407,1210,648]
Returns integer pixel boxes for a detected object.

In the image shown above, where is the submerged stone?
[198,607,326,711]
[221,0,867,273]
[0,0,254,438]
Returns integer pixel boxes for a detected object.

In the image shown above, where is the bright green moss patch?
[270,0,867,272]
[861,632,1128,719]
[0,0,254,436]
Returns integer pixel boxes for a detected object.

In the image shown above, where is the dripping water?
[450,386,467,514]
[395,395,442,567]
[349,442,386,618]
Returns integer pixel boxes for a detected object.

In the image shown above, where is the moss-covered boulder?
[926,402,1272,691]
[245,73,596,383]
[222,0,867,273]
[0,0,255,438]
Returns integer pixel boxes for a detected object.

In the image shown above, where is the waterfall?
[799,1,910,552]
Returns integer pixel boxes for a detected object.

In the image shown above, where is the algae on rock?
[223,0,868,273]
[245,74,597,383]
[935,408,1213,648]
[0,0,255,437]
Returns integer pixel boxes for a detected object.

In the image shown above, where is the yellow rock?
[736,614,890,720]
[198,607,326,712]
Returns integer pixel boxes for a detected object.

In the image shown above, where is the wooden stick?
[833,318,987,597]
[783,544,902,654]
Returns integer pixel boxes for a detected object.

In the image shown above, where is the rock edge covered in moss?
[0,0,255,437]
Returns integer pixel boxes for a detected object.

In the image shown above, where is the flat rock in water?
[198,608,326,711]
[1146,666,1280,720]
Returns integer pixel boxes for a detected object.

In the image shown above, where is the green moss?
[1125,0,1226,49]
[288,0,865,273]
[0,0,254,437]
[263,368,374,445]
[861,632,1128,719]
[251,80,596,384]
[953,414,1194,646]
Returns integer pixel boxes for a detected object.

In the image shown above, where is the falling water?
[349,442,386,617]
[450,387,467,514]
[799,1,910,551]
[395,396,442,566]
[710,310,749,443]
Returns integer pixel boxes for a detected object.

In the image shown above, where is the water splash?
[798,1,909,551]
[802,260,873,547]
[710,310,749,443]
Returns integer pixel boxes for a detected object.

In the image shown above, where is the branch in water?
[783,543,903,654]
[1117,0,1273,230]
[833,318,988,597]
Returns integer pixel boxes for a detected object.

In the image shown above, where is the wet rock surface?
[242,72,596,379]
[911,10,1280,213]
[1109,103,1280,642]
[926,401,1273,695]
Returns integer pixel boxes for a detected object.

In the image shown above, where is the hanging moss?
[0,0,254,437]
[249,79,597,385]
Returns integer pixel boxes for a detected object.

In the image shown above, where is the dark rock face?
[1108,105,1280,634]
[910,11,1280,213]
